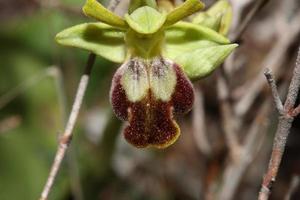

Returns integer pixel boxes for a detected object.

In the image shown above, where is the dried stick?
[53,67,84,200]
[264,68,284,114]
[39,53,96,200]
[39,1,121,198]
[258,46,300,200]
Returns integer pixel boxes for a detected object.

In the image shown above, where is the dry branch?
[39,1,123,198]
[39,53,96,200]
[258,46,300,200]
[264,68,284,114]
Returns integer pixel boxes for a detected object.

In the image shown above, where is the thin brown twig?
[214,1,299,199]
[39,53,96,200]
[263,68,284,114]
[39,1,122,198]
[258,46,300,200]
[53,67,84,200]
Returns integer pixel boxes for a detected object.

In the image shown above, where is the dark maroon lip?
[109,57,194,148]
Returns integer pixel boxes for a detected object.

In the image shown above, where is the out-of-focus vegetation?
[0,0,300,200]
[0,0,119,199]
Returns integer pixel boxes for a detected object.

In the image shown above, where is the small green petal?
[125,6,166,34]
[56,22,126,63]
[175,43,238,80]
[164,0,205,26]
[83,0,127,29]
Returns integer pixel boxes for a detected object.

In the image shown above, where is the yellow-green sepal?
[171,43,238,80]
[55,22,126,63]
[164,21,237,80]
[164,21,230,59]
[83,0,127,29]
[164,0,205,26]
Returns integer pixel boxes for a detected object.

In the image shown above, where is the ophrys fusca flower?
[55,0,237,148]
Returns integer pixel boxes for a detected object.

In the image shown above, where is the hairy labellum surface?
[110,57,194,148]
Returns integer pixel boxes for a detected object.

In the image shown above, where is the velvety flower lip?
[110,57,194,148]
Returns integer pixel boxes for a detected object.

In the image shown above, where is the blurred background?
[0,0,299,199]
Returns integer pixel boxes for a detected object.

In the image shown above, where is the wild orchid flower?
[55,0,237,148]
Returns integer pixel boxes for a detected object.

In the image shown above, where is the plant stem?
[258,46,300,200]
[39,53,96,200]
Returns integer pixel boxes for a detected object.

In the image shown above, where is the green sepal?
[125,6,166,34]
[83,0,127,29]
[173,43,238,80]
[164,21,230,60]
[128,0,158,14]
[164,0,205,26]
[55,22,126,63]
[192,0,232,35]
